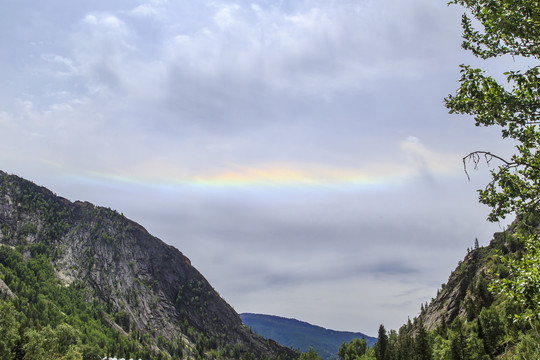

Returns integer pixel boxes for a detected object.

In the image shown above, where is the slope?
[0,170,297,360]
[241,313,376,360]
[359,220,540,359]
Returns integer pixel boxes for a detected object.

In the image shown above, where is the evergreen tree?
[299,347,322,360]
[449,318,468,360]
[475,274,493,308]
[395,324,413,360]
[0,300,20,359]
[478,305,505,356]
[414,319,432,360]
[375,324,389,360]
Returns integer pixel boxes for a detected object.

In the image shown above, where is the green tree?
[432,335,451,360]
[23,328,47,360]
[478,305,505,356]
[395,322,414,360]
[374,324,389,360]
[0,300,20,359]
[449,318,468,360]
[299,347,322,360]
[339,338,368,360]
[492,233,540,322]
[445,0,540,223]
[514,331,540,359]
[23,324,82,360]
[414,319,432,360]
[59,345,83,360]
[54,323,80,355]
[80,344,103,360]
[464,331,488,360]
[445,0,540,323]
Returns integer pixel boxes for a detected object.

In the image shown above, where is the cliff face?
[421,248,486,331]
[0,170,296,359]
[420,223,521,332]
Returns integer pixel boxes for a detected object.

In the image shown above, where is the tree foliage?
[491,233,540,322]
[0,301,19,358]
[374,325,389,360]
[445,0,540,324]
[338,338,368,360]
[0,245,152,360]
[445,0,540,223]
[299,347,322,360]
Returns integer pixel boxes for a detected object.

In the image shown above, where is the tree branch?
[463,151,540,181]
[463,151,515,181]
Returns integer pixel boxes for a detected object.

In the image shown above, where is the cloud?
[40,54,78,76]
[368,260,422,277]
[130,4,159,18]
[400,137,462,175]
[0,0,513,336]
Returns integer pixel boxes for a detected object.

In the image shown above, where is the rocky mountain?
[419,222,522,332]
[241,313,376,360]
[0,170,297,359]
[366,220,537,358]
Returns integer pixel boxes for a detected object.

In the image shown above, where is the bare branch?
[463,151,515,181]
[463,150,540,181]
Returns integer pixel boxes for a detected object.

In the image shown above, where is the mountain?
[240,313,376,360]
[420,222,523,332]
[364,219,540,359]
[0,170,297,359]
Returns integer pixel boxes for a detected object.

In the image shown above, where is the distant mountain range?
[240,313,376,360]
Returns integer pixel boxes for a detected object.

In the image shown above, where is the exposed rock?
[0,277,14,299]
[0,170,296,359]
[421,250,483,331]
[420,222,520,332]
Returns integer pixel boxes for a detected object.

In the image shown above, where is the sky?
[0,0,520,335]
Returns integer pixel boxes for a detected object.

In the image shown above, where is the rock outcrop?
[0,170,296,359]
[420,222,521,332]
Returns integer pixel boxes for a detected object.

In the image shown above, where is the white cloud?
[82,13,128,32]
[213,3,240,29]
[83,14,98,25]
[0,0,511,334]
[131,4,159,17]
[400,137,462,175]
[41,54,78,76]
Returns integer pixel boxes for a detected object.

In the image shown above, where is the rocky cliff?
[420,222,522,332]
[0,170,296,359]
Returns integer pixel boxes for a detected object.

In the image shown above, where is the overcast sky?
[0,0,519,335]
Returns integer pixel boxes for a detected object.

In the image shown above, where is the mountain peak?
[0,170,296,359]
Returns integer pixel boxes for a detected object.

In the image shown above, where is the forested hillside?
[337,219,540,359]
[0,170,297,360]
[241,313,376,360]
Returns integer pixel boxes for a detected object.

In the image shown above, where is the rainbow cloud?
[190,163,409,188]
[70,138,461,191]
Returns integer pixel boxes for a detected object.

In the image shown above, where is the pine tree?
[478,305,505,356]
[0,300,20,359]
[375,324,389,360]
[414,318,432,360]
[449,318,468,360]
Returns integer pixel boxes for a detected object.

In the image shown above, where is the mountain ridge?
[241,312,376,360]
[360,218,540,359]
[0,170,297,359]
